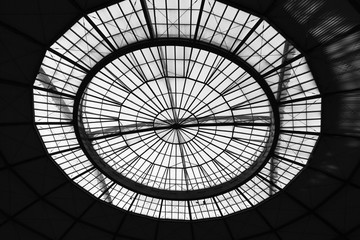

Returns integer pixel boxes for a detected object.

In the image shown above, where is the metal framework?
[32,0,321,220]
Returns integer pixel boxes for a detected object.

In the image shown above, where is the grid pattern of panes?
[33,0,321,220]
[81,45,271,192]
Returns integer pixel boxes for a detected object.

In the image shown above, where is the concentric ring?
[74,41,278,200]
[33,0,321,220]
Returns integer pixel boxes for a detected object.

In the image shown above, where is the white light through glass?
[33,0,321,220]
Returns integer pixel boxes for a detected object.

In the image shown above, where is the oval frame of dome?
[33,0,321,220]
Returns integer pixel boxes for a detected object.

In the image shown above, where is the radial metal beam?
[37,68,73,120]
[193,0,206,40]
[276,41,296,101]
[87,114,271,140]
[269,41,296,195]
[176,130,191,191]
[140,0,155,39]
[37,68,112,203]
[157,46,179,122]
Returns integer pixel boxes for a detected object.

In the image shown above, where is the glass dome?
[33,0,321,220]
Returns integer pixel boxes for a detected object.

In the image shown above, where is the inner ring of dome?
[74,41,279,200]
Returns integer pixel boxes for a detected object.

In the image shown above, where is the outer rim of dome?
[72,38,281,200]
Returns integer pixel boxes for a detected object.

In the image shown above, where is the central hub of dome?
[153,107,199,145]
[77,43,276,200]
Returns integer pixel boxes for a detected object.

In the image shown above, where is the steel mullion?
[219,74,254,96]
[218,9,240,49]
[197,0,216,40]
[243,25,278,61]
[179,49,193,110]
[222,149,253,169]
[180,140,216,189]
[223,143,263,167]
[140,0,155,39]
[259,46,297,75]
[137,47,174,113]
[268,66,312,85]
[182,135,223,186]
[182,124,267,140]
[85,83,159,119]
[106,5,130,46]
[91,144,129,163]
[219,148,252,176]
[117,4,140,42]
[179,133,204,189]
[279,89,320,102]
[252,35,289,67]
[239,22,272,57]
[224,87,267,109]
[89,123,171,141]
[230,95,270,110]
[279,87,319,102]
[79,97,120,108]
[181,54,229,117]
[183,97,228,122]
[33,85,75,99]
[174,132,191,190]
[129,0,152,39]
[153,143,173,189]
[179,60,205,118]
[193,0,205,39]
[279,95,321,105]
[167,133,177,186]
[95,67,133,93]
[84,15,117,51]
[228,125,270,137]
[81,104,119,116]
[232,18,263,54]
[208,4,229,43]
[146,47,176,112]
[82,90,124,106]
[47,48,90,73]
[116,155,143,176]
[93,11,120,48]
[125,52,151,82]
[105,65,164,117]
[179,53,222,119]
[82,87,124,106]
[139,138,170,187]
[184,47,198,79]
[150,0,158,37]
[125,49,173,116]
[177,0,181,38]
[202,54,226,86]
[230,137,266,158]
[40,61,84,84]
[62,28,101,64]
[204,56,243,88]
[155,45,179,121]
[261,53,304,78]
[174,45,178,108]
[187,129,234,168]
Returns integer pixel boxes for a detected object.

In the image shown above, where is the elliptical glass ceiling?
[33,0,321,220]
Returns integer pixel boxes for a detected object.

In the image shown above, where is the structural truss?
[33,0,321,220]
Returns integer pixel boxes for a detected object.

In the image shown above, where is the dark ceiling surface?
[1,0,360,239]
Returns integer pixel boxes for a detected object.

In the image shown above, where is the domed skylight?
[33,0,321,220]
